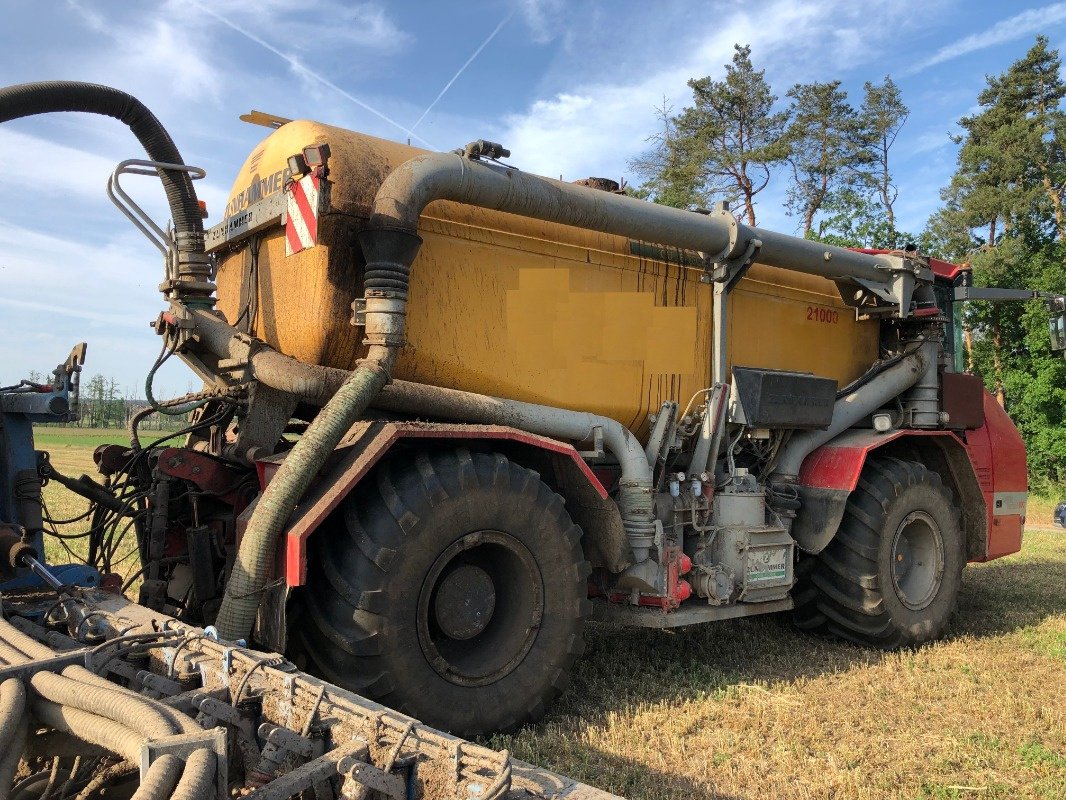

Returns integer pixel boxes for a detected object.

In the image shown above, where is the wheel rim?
[417,530,543,687]
[890,511,945,610]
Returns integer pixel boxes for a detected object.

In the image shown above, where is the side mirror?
[1050,296,1066,354]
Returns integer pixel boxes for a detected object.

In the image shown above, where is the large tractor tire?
[792,456,965,648]
[291,448,591,736]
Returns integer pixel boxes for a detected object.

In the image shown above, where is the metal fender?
[793,432,977,557]
[245,420,625,588]
[793,388,1026,560]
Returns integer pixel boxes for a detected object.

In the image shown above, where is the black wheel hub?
[417,530,543,687]
[433,564,496,640]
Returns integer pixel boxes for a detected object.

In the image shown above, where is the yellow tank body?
[216,121,879,434]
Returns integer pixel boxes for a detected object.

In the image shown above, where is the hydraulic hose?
[0,81,200,239]
[211,207,419,641]
[214,351,394,640]
[0,81,210,299]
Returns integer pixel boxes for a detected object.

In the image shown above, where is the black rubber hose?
[0,81,202,241]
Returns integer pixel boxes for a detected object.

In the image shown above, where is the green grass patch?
[32,426,128,451]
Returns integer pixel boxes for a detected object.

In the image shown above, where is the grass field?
[30,427,1066,799]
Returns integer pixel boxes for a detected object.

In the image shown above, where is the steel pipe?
[772,349,928,481]
[367,151,904,286]
[373,379,654,562]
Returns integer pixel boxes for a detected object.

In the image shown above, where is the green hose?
[214,361,390,641]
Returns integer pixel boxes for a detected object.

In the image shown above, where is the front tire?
[792,457,965,648]
[290,448,590,736]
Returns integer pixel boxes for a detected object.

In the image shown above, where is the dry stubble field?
[33,428,1066,799]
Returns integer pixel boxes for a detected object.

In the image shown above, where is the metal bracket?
[0,649,91,682]
[352,297,367,327]
[576,426,605,460]
[106,159,206,255]
[205,192,287,254]
[953,286,1049,303]
[716,237,762,291]
[140,727,228,800]
[337,750,408,799]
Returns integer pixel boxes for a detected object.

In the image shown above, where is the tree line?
[26,371,184,431]
[632,40,1066,490]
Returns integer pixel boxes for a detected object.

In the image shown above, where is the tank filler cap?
[572,177,622,193]
[460,140,510,161]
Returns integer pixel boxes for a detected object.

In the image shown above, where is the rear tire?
[792,457,964,648]
[290,448,590,736]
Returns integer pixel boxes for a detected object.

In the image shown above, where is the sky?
[2,0,1066,396]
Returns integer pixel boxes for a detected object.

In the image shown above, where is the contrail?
[189,1,435,148]
[906,2,1066,74]
[410,10,513,132]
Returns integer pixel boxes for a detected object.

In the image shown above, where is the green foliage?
[924,37,1066,490]
[630,45,790,222]
[808,187,915,249]
[783,80,865,236]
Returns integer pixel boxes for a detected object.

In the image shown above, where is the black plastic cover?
[732,367,838,430]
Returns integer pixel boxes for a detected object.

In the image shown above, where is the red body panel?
[798,428,942,491]
[852,248,965,281]
[797,389,1027,561]
[972,391,1028,559]
[264,421,607,587]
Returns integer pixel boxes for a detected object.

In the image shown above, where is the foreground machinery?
[1,80,1065,796]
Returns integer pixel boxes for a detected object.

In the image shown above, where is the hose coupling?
[356,294,407,348]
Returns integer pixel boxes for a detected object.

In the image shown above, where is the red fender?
[795,389,1026,561]
[242,420,616,587]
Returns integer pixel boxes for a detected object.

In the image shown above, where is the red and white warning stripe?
[284,169,322,256]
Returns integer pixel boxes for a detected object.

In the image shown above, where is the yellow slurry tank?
[215,121,878,432]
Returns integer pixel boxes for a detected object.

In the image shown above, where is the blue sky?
[2,0,1066,396]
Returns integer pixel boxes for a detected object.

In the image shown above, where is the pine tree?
[650,44,790,224]
[859,76,908,246]
[628,98,704,208]
[925,37,1066,488]
[784,80,864,237]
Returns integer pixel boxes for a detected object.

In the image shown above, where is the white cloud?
[908,2,1066,73]
[64,2,224,108]
[0,128,230,230]
[493,0,938,186]
[516,0,566,44]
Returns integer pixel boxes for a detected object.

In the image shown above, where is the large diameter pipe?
[772,350,928,481]
[0,82,210,299]
[373,380,655,561]
[368,152,902,287]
